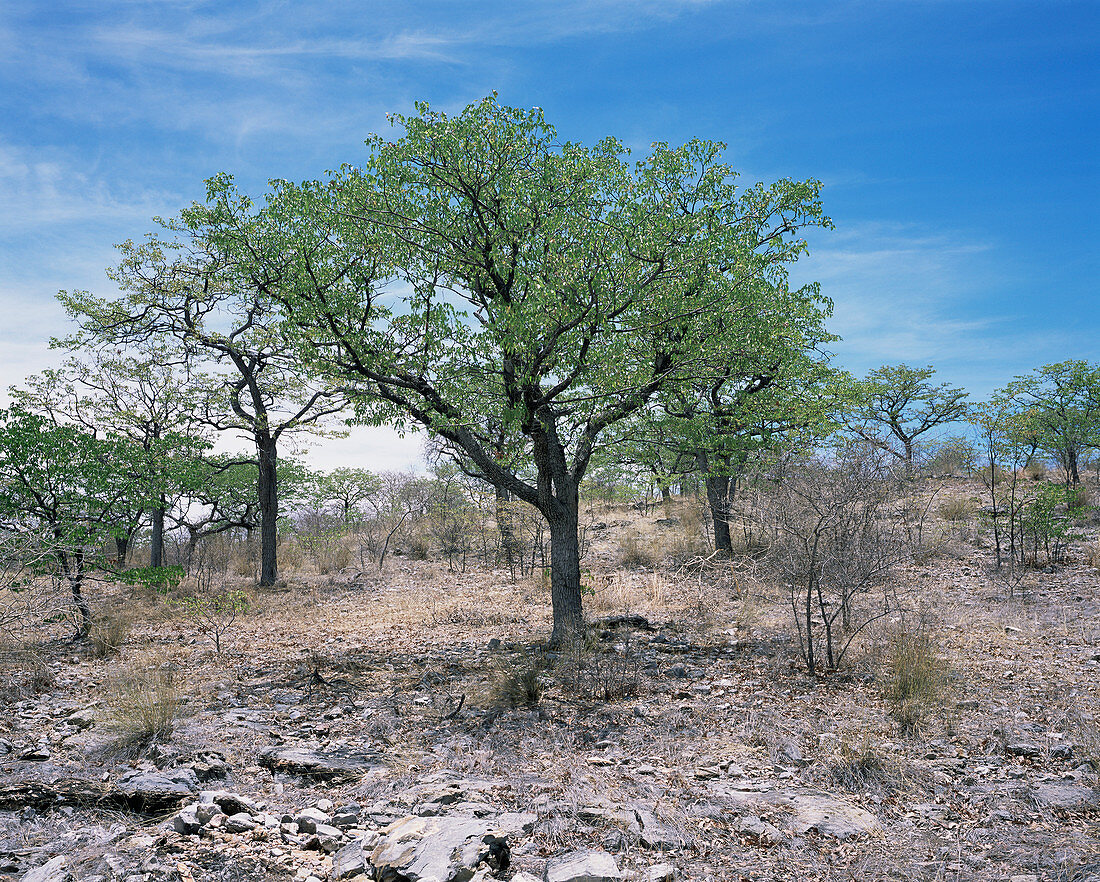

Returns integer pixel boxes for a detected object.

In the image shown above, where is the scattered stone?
[646,865,678,882]
[544,849,622,882]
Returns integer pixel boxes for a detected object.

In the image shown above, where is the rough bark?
[546,502,584,647]
[150,502,165,568]
[257,435,278,586]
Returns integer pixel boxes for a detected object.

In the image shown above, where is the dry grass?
[617,530,657,568]
[104,659,183,750]
[89,607,131,658]
[938,496,978,522]
[881,626,950,736]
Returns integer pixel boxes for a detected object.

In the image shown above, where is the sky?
[1,0,1096,471]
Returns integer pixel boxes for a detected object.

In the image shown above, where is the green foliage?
[847,364,969,468]
[1006,360,1100,486]
[113,565,185,595]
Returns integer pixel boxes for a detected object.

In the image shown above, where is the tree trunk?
[495,485,517,575]
[546,500,584,647]
[705,474,733,555]
[150,502,165,568]
[257,435,279,587]
[114,535,130,569]
[659,484,672,506]
[56,544,91,639]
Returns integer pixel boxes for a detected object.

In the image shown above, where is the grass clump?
[827,737,891,790]
[89,608,130,658]
[618,531,656,568]
[938,496,977,523]
[489,654,543,709]
[881,627,949,736]
[105,662,183,750]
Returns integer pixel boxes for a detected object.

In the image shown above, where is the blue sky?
[1,0,1096,469]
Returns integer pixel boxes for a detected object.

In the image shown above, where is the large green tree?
[271,98,832,643]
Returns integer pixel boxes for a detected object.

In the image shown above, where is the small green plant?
[105,662,182,749]
[173,589,249,655]
[881,627,948,736]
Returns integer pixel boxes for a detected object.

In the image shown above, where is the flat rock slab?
[544,849,622,882]
[21,856,71,882]
[256,746,383,782]
[119,767,199,812]
[361,813,532,881]
[714,785,879,840]
[1030,783,1100,810]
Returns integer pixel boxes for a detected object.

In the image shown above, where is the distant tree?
[11,343,209,567]
[312,467,382,526]
[58,177,351,586]
[846,364,969,471]
[1006,360,1100,487]
[272,98,832,644]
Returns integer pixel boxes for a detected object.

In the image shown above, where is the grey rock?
[715,785,878,840]
[633,807,686,851]
[543,849,622,882]
[22,856,72,882]
[171,805,202,835]
[1030,783,1099,810]
[224,812,257,833]
[370,815,514,881]
[1005,741,1042,758]
[119,768,199,811]
[735,815,787,845]
[646,865,678,882]
[65,709,95,731]
[256,745,383,782]
[200,790,258,816]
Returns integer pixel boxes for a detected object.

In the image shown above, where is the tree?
[846,364,969,471]
[0,408,150,636]
[1006,360,1100,487]
[11,343,209,567]
[311,467,382,527]
[273,98,831,644]
[58,177,351,586]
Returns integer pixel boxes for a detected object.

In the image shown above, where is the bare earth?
[2,480,1098,882]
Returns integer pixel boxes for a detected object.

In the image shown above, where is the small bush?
[0,645,54,701]
[89,609,130,658]
[1086,543,1100,569]
[105,663,182,749]
[556,637,641,702]
[881,628,948,736]
[172,589,249,655]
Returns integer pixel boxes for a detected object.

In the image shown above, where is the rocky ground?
[1,482,1099,882]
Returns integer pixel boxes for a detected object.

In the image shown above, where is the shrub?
[556,637,641,702]
[827,738,890,790]
[105,662,182,749]
[172,589,249,655]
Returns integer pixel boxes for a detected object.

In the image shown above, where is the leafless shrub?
[761,446,908,676]
[556,636,641,702]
